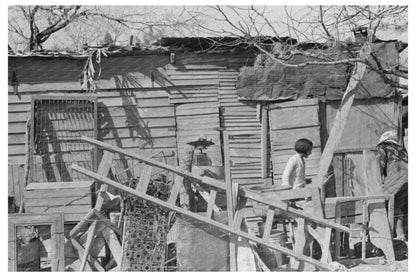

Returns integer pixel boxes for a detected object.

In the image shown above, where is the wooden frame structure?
[8,213,65,272]
[69,136,349,271]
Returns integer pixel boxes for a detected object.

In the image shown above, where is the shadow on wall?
[113,74,154,147]
[34,110,71,182]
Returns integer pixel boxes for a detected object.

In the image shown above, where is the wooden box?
[24,181,94,222]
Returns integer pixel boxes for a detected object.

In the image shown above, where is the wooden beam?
[205,189,218,218]
[51,212,65,272]
[258,187,314,201]
[330,194,393,203]
[69,209,95,237]
[223,131,237,271]
[136,164,153,193]
[262,208,275,241]
[92,209,123,236]
[261,105,268,178]
[290,218,307,270]
[362,201,368,260]
[232,197,247,231]
[102,228,122,268]
[68,236,105,272]
[71,164,335,271]
[94,150,115,211]
[314,43,371,192]
[81,136,226,191]
[79,221,99,271]
[239,189,349,233]
[334,202,342,260]
[320,227,333,263]
[167,175,183,204]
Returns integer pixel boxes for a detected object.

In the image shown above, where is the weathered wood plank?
[80,220,99,271]
[101,136,177,149]
[99,127,175,139]
[269,99,319,109]
[8,112,30,123]
[205,189,218,219]
[24,197,91,207]
[25,205,92,214]
[175,108,219,117]
[262,208,275,240]
[25,181,93,190]
[8,123,28,134]
[230,148,261,158]
[24,189,93,198]
[326,98,399,151]
[8,103,31,112]
[136,164,153,193]
[269,106,320,130]
[271,127,321,149]
[169,96,219,104]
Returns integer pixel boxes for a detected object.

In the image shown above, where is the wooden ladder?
[70,137,350,271]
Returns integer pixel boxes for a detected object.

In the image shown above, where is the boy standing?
[282,138,313,189]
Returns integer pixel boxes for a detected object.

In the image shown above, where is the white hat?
[378,130,399,145]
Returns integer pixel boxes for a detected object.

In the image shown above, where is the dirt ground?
[346,259,408,272]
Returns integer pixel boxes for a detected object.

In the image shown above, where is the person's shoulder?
[288,153,302,162]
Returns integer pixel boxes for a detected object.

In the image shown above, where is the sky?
[7,4,408,52]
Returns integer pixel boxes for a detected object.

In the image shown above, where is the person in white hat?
[376,130,408,241]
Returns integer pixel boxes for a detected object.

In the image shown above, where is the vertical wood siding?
[219,70,263,187]
[269,99,322,187]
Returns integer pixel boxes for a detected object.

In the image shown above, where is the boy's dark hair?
[294,138,313,155]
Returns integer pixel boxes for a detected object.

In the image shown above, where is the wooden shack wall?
[268,99,323,187]
[219,70,263,187]
[8,52,258,203]
[8,89,178,201]
[327,97,401,197]
[9,53,401,203]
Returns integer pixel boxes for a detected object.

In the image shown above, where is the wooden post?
[136,164,153,193]
[261,105,269,179]
[320,227,333,263]
[168,176,183,204]
[362,200,368,260]
[262,208,275,241]
[289,218,306,270]
[224,131,238,271]
[94,150,115,211]
[51,212,65,272]
[363,150,395,263]
[313,42,371,195]
[334,202,342,261]
[79,221,98,271]
[205,189,218,218]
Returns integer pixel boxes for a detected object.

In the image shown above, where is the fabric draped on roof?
[236,41,400,101]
